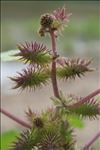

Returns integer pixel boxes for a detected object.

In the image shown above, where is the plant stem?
[50,30,60,98]
[0,108,31,128]
[82,132,100,150]
[69,89,100,109]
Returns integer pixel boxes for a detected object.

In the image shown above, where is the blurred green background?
[1,1,100,65]
[1,1,100,150]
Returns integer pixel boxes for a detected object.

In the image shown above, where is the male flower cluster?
[39,6,72,36]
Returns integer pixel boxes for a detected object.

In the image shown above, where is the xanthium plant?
[8,6,100,150]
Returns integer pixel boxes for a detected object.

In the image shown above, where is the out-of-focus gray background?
[1,1,100,148]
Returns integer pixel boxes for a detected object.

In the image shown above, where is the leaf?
[1,130,19,150]
[67,114,84,129]
[1,50,19,61]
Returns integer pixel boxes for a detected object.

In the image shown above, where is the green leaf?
[1,130,19,150]
[1,50,19,61]
[67,114,84,129]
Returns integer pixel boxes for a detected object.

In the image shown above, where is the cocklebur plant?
[1,6,100,150]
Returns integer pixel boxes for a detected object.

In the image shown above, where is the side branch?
[0,108,31,128]
[82,132,100,150]
[69,89,100,109]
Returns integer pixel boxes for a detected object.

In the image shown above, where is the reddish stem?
[0,108,31,128]
[70,89,100,109]
[50,31,60,98]
[82,132,100,150]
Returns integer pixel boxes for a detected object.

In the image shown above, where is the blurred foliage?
[1,16,100,52]
[1,49,18,61]
[1,1,100,53]
[65,17,100,39]
[1,130,19,150]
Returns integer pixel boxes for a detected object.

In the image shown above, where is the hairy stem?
[82,132,100,150]
[69,89,100,109]
[0,108,31,128]
[50,31,60,98]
